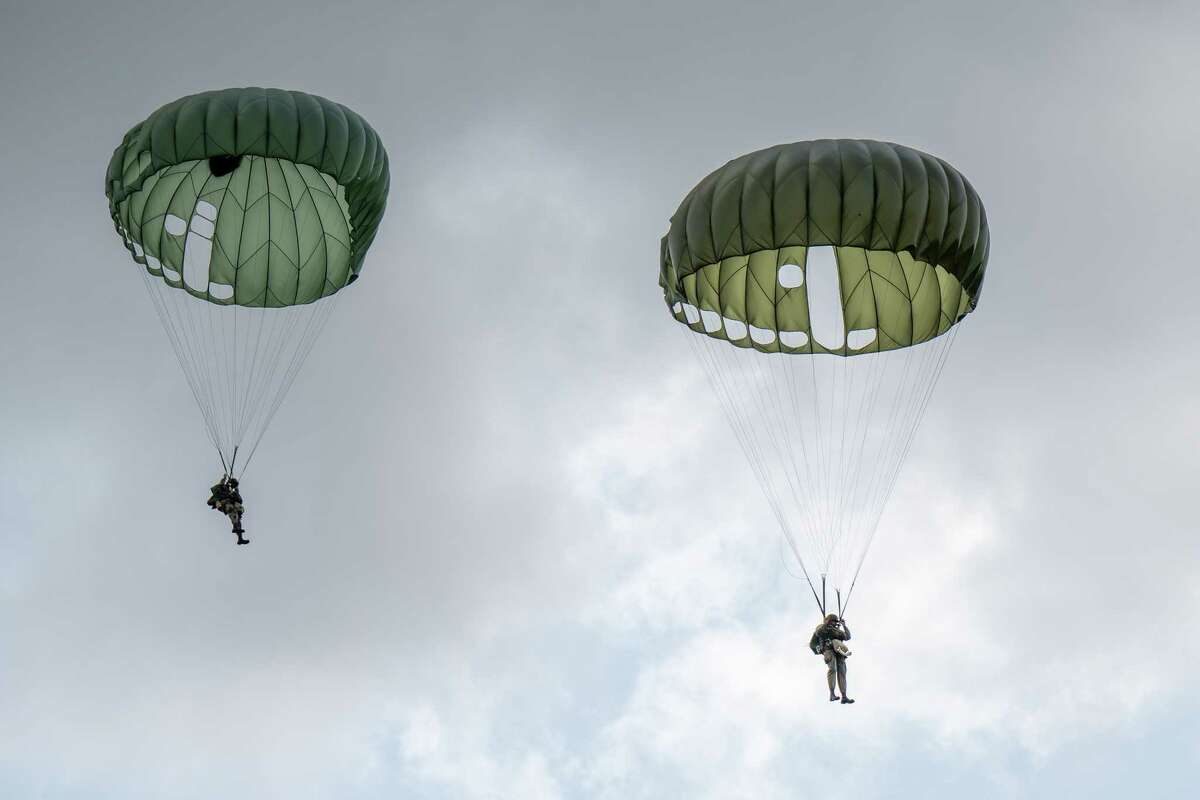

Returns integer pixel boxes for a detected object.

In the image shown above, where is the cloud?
[4,1,1200,798]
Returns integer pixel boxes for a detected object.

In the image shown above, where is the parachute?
[105,87,389,476]
[660,139,989,615]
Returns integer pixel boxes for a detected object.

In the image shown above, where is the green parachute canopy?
[661,139,988,355]
[106,88,390,475]
[661,139,989,614]
[106,87,389,307]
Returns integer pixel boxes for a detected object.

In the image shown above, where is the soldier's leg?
[227,507,248,543]
[824,651,838,699]
[836,656,848,698]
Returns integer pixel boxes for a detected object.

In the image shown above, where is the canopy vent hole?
[777,263,804,289]
[779,330,809,348]
[164,214,187,236]
[749,325,776,346]
[208,154,243,177]
[723,318,748,340]
[847,328,877,350]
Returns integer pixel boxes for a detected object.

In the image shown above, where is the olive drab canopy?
[106,87,389,306]
[105,87,390,475]
[661,139,988,354]
[661,139,990,613]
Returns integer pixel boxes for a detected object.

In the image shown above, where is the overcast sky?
[2,1,1199,797]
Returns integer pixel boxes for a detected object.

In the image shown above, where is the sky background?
[2,1,1199,797]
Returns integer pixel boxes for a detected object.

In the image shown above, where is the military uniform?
[810,619,852,702]
[207,478,248,544]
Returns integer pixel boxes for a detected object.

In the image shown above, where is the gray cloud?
[2,1,1198,798]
